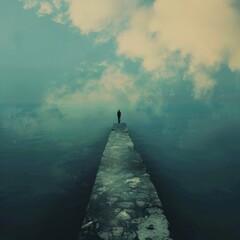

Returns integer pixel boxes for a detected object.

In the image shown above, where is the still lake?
[1,104,240,240]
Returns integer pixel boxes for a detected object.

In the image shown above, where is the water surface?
[1,104,240,240]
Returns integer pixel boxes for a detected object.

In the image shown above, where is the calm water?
[1,104,240,240]
[0,107,110,240]
[129,112,240,240]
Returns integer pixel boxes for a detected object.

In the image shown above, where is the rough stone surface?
[78,123,172,240]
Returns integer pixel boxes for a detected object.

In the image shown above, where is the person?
[117,110,121,124]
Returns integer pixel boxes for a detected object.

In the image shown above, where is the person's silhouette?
[117,110,121,124]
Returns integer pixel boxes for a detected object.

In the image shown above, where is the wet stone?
[136,200,146,208]
[136,192,149,199]
[98,231,112,240]
[114,208,121,214]
[151,199,162,207]
[118,202,135,209]
[126,232,137,240]
[116,210,132,221]
[112,227,124,237]
[145,207,163,215]
[109,219,119,226]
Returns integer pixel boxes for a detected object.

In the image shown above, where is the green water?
[1,104,240,240]
[0,118,109,240]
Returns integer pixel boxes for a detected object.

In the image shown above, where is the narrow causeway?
[78,123,172,240]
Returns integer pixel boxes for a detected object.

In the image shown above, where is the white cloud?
[22,0,37,9]
[117,8,168,73]
[19,0,240,100]
[66,0,137,34]
[45,64,140,117]
[38,2,53,16]
[53,0,61,9]
[191,70,216,100]
[53,13,65,24]
[116,0,240,98]
[67,0,115,33]
[149,0,240,69]
[20,0,54,16]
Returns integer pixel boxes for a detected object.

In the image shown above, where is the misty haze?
[0,1,240,240]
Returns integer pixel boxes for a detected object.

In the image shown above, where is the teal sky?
[0,0,116,105]
[0,0,240,129]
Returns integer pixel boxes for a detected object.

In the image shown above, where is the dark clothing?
[117,110,121,124]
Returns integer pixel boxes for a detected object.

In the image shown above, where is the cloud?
[117,0,240,98]
[66,0,137,34]
[117,7,168,73]
[53,13,66,24]
[53,0,61,9]
[20,0,137,33]
[45,63,140,117]
[66,0,117,33]
[22,0,37,9]
[19,0,55,16]
[19,0,240,100]
[191,70,216,100]
[37,2,53,16]
[149,0,240,69]
[1,106,64,135]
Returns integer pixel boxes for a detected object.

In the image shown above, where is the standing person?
[117,110,121,124]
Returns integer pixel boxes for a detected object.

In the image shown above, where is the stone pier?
[78,123,172,240]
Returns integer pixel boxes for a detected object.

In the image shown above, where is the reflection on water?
[129,115,240,240]
[0,117,109,240]
[1,104,240,240]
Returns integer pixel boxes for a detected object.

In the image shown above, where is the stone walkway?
[78,123,172,240]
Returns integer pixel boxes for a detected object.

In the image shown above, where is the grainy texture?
[78,123,172,240]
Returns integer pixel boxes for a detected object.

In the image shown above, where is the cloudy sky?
[0,0,240,125]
